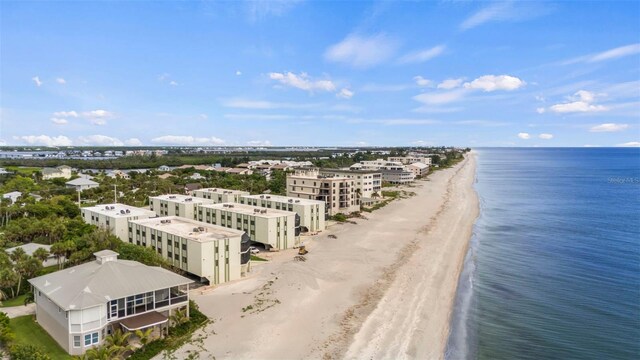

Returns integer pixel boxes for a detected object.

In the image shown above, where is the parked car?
[249,247,260,254]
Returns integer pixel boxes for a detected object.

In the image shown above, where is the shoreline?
[164,153,479,360]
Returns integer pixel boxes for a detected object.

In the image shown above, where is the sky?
[1,0,639,148]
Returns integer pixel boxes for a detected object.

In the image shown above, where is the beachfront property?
[149,194,215,219]
[42,165,72,180]
[388,156,432,166]
[5,243,62,267]
[407,162,430,178]
[286,170,360,216]
[196,202,298,250]
[191,188,250,204]
[318,169,382,198]
[350,159,416,184]
[239,194,325,233]
[128,216,249,283]
[65,178,99,191]
[28,250,192,356]
[81,204,157,242]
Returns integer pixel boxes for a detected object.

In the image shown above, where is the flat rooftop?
[320,168,382,174]
[194,188,249,195]
[82,203,156,217]
[150,194,215,204]
[129,216,244,242]
[242,194,324,206]
[199,202,296,218]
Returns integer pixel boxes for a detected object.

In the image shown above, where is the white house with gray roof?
[28,250,193,356]
[66,177,99,191]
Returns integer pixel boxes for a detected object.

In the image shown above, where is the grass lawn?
[9,315,71,360]
[250,255,268,262]
[0,294,27,307]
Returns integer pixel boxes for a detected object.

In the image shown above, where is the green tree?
[134,327,154,347]
[0,268,19,299]
[32,247,50,263]
[9,343,52,360]
[83,345,120,360]
[103,329,132,358]
[14,256,42,296]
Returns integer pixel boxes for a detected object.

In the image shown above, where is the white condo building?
[149,194,215,219]
[191,188,250,204]
[239,194,325,233]
[81,204,157,242]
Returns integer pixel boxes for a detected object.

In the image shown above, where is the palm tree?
[134,327,154,346]
[168,307,188,334]
[84,345,120,360]
[32,247,50,264]
[103,329,132,358]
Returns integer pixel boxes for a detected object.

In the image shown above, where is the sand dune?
[164,153,478,360]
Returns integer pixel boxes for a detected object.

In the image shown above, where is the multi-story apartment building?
[350,159,416,184]
[128,216,249,284]
[149,194,214,219]
[191,188,250,204]
[239,194,325,233]
[29,250,192,356]
[286,170,360,216]
[407,162,430,178]
[318,169,382,198]
[388,156,432,166]
[81,203,157,241]
[196,203,298,250]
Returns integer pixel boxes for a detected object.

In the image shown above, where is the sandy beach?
[165,152,478,360]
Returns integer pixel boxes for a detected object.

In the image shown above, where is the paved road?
[0,303,35,318]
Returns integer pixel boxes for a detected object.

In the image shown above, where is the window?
[84,332,99,346]
[73,336,81,348]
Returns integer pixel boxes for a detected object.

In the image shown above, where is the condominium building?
[149,194,215,219]
[286,170,360,216]
[81,204,157,242]
[388,156,432,166]
[128,216,249,284]
[191,188,250,204]
[239,194,325,233]
[28,250,192,356]
[196,203,298,250]
[319,169,382,198]
[350,159,416,184]
[407,162,430,178]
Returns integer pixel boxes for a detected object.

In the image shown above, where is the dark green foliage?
[9,343,52,360]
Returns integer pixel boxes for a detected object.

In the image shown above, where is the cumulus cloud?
[549,90,608,113]
[337,88,354,99]
[56,78,66,84]
[269,72,336,92]
[90,119,107,126]
[15,135,73,147]
[53,111,78,118]
[413,89,468,105]
[32,76,43,87]
[414,76,433,87]
[50,118,68,125]
[463,75,525,92]
[77,135,124,146]
[236,70,242,76]
[124,138,143,146]
[398,45,445,64]
[616,141,640,147]
[151,135,225,146]
[518,132,531,139]
[247,140,272,147]
[437,78,464,90]
[324,33,399,68]
[83,109,113,119]
[539,133,554,139]
[590,123,629,132]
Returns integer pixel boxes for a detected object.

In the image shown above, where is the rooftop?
[5,242,51,257]
[151,194,215,204]
[194,188,250,195]
[320,168,382,174]
[66,178,99,186]
[82,203,157,218]
[28,251,192,310]
[129,216,245,242]
[199,202,296,218]
[242,194,324,206]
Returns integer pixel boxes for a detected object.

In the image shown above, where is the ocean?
[446,148,640,360]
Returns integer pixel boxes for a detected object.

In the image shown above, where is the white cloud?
[15,135,73,146]
[564,43,640,64]
[221,98,317,109]
[247,140,272,147]
[616,141,640,147]
[90,118,107,126]
[151,135,225,146]
[398,45,445,64]
[518,132,531,139]
[413,89,468,105]
[236,70,242,76]
[539,133,554,139]
[53,111,78,118]
[199,114,208,120]
[549,90,608,113]
[169,81,178,86]
[536,107,546,114]
[50,118,68,125]
[56,78,66,84]
[158,73,170,81]
[124,138,143,146]
[437,78,464,90]
[246,0,300,22]
[411,140,430,146]
[463,75,525,92]
[337,88,354,99]
[590,123,629,132]
[413,76,433,87]
[77,135,124,146]
[83,109,113,119]
[324,33,399,68]
[32,76,43,87]
[459,2,548,31]
[268,72,336,92]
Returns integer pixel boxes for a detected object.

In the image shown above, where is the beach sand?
[164,152,478,360]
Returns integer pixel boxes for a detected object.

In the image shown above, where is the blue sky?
[1,0,639,147]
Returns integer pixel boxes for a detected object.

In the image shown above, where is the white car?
[249,247,260,254]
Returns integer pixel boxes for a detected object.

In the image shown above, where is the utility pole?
[114,184,117,203]
[77,189,81,206]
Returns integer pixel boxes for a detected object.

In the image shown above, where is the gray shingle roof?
[66,178,99,186]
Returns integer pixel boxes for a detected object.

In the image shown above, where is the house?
[196,203,299,250]
[158,165,172,172]
[28,250,192,356]
[226,168,253,175]
[107,170,131,180]
[81,204,157,242]
[5,243,62,267]
[0,167,10,174]
[149,194,215,219]
[184,183,202,193]
[42,165,72,180]
[191,188,250,204]
[2,191,22,204]
[407,162,430,178]
[286,170,360,216]
[128,217,250,284]
[240,194,325,233]
[158,173,174,180]
[189,172,205,180]
[66,178,99,191]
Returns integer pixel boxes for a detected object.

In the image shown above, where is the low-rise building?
[286,170,360,216]
[81,204,157,242]
[407,162,430,178]
[191,188,250,204]
[2,191,22,204]
[350,159,415,184]
[149,194,215,219]
[5,243,62,267]
[28,250,192,356]
[388,156,432,166]
[240,194,325,233]
[196,203,298,250]
[319,169,382,198]
[66,178,99,191]
[42,165,72,180]
[128,217,249,284]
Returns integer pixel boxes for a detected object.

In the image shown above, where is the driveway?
[0,303,35,318]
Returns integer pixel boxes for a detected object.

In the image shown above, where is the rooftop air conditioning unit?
[125,209,130,214]
[295,200,300,203]
[120,210,126,214]
[169,196,176,199]
[260,195,264,199]
[288,199,293,203]
[192,227,200,232]
[198,226,205,231]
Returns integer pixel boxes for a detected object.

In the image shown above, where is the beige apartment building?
[240,194,325,233]
[407,162,430,178]
[319,169,382,198]
[389,156,432,166]
[286,170,360,216]
[350,159,416,184]
[128,216,249,284]
[196,203,298,250]
[149,194,215,219]
[191,188,250,203]
[81,203,157,242]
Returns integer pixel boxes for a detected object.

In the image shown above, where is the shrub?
[331,213,347,222]
[9,343,51,360]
